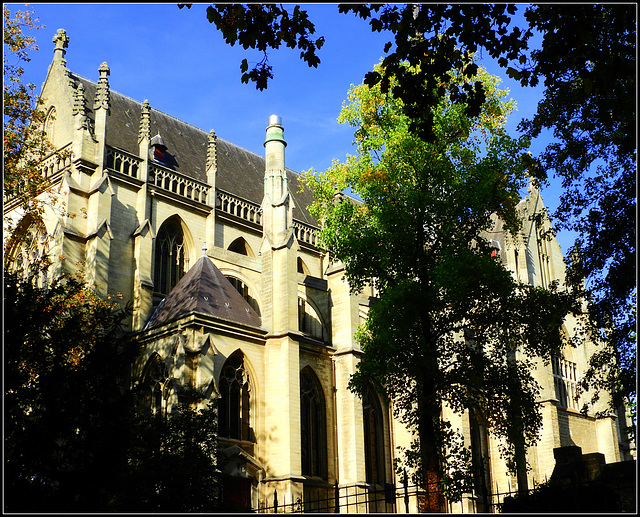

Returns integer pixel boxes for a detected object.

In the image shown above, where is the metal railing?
[253,473,636,513]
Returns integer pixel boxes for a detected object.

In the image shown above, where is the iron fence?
[252,474,636,513]
[254,476,508,513]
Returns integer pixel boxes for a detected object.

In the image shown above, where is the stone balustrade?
[217,190,262,225]
[105,146,142,179]
[292,221,318,246]
[148,163,209,204]
[41,143,72,178]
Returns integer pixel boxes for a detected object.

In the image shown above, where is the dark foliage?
[3,269,220,512]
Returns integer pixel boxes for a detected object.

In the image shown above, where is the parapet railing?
[105,146,142,179]
[217,190,262,225]
[292,220,318,246]
[41,143,73,179]
[148,163,210,204]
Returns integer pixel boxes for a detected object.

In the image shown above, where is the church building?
[4,29,633,512]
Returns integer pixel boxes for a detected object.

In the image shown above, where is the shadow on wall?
[556,407,577,448]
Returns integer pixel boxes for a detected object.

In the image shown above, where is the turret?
[52,28,69,68]
[262,115,293,247]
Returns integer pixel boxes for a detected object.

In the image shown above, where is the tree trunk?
[418,377,446,512]
[507,351,529,496]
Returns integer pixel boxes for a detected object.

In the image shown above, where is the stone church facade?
[4,30,633,512]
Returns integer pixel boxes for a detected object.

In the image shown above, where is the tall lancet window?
[154,218,185,295]
[363,384,386,485]
[300,368,327,479]
[469,407,491,512]
[140,353,171,417]
[8,217,49,287]
[219,353,252,441]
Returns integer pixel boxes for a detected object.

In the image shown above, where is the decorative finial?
[94,62,110,112]
[206,129,217,171]
[201,242,208,256]
[138,100,151,143]
[52,29,69,65]
[73,83,89,130]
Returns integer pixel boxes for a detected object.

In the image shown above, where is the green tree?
[113,397,220,512]
[4,263,221,512]
[191,3,635,412]
[302,62,578,504]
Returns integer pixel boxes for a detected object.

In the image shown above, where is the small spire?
[138,100,150,143]
[52,28,69,66]
[206,129,217,171]
[201,242,208,256]
[73,82,89,129]
[94,62,110,112]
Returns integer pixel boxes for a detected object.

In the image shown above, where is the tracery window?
[363,384,386,485]
[300,368,327,479]
[140,353,171,416]
[552,354,580,410]
[219,353,252,441]
[8,218,49,287]
[154,218,186,295]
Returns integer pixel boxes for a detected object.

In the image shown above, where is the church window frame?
[225,275,261,316]
[298,296,324,340]
[140,352,172,417]
[7,217,50,288]
[552,354,580,410]
[218,352,254,443]
[228,236,255,257]
[154,217,187,296]
[44,106,56,144]
[300,367,328,480]
[363,383,386,486]
[468,406,492,512]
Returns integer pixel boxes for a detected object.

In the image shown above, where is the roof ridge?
[71,73,307,178]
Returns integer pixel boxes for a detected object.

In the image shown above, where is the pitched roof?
[71,73,317,225]
[144,254,262,330]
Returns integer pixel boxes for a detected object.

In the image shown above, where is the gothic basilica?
[4,29,634,512]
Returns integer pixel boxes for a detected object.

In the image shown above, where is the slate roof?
[145,254,262,330]
[72,73,317,225]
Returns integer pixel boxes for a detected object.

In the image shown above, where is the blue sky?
[7,3,575,252]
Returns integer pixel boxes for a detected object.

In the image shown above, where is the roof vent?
[150,132,167,150]
[151,132,168,161]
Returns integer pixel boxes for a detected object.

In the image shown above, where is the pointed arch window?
[300,368,327,479]
[297,257,310,275]
[363,384,386,485]
[8,217,49,287]
[154,218,186,295]
[298,297,324,339]
[469,407,491,512]
[228,237,255,257]
[44,107,56,143]
[140,353,171,416]
[219,353,253,442]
